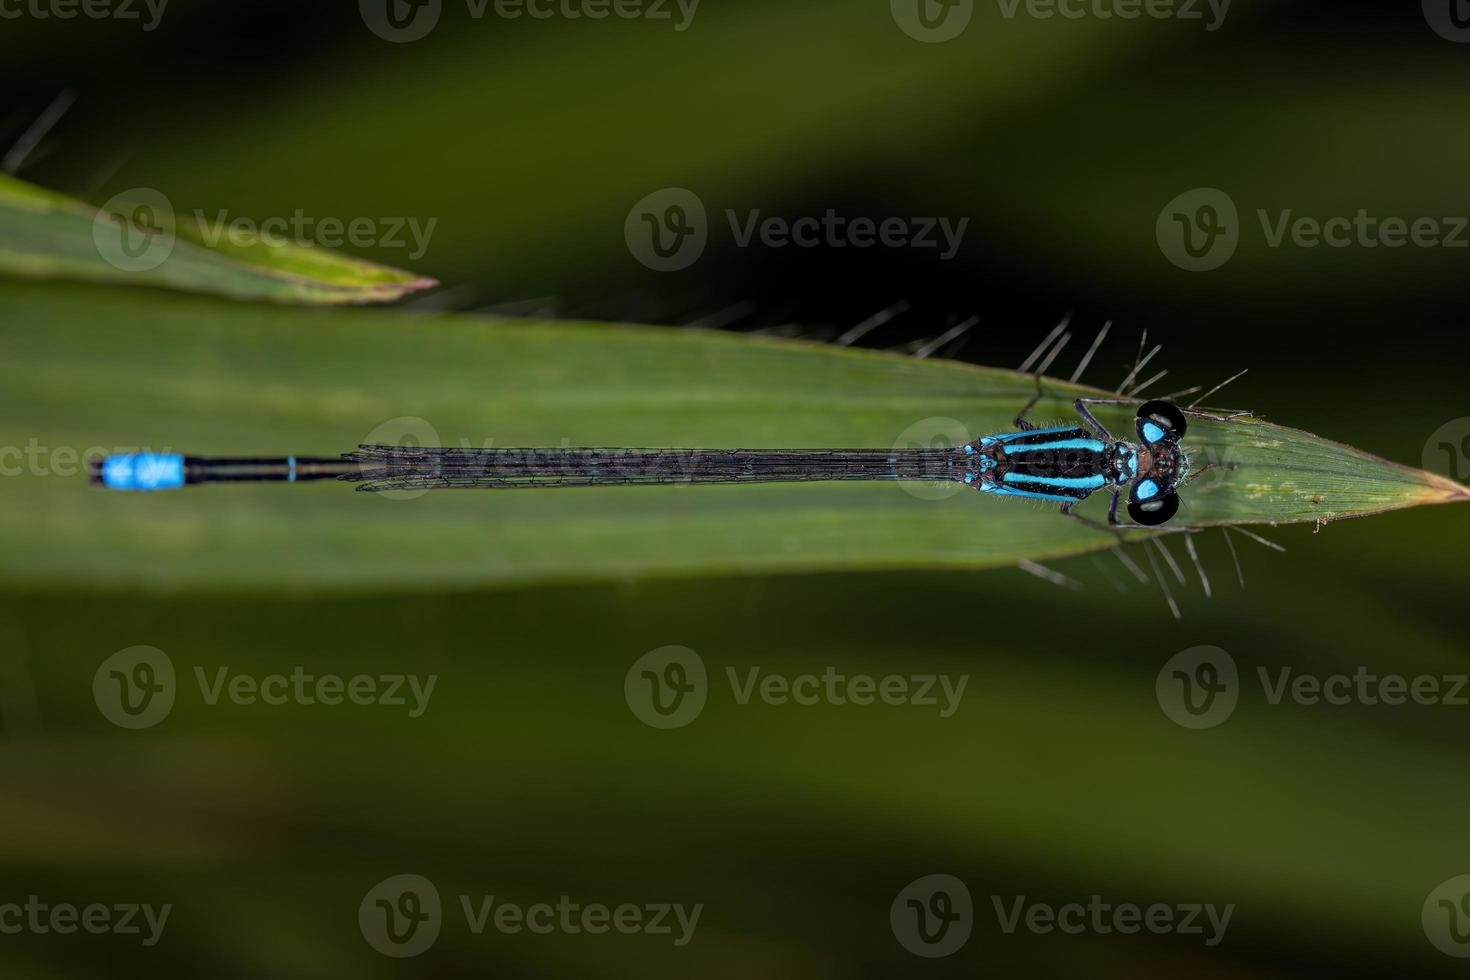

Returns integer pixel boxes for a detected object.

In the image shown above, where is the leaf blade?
[0,283,1461,591]
[0,175,437,305]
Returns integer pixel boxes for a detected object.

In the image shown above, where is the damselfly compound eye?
[1135,400,1188,444]
[1128,492,1180,526]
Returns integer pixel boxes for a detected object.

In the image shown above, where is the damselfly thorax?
[951,398,1195,528]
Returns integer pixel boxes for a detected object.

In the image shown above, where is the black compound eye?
[1135,400,1188,444]
[1127,492,1180,527]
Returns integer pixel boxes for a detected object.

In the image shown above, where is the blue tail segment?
[97,453,186,491]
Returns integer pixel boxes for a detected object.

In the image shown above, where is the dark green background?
[3,1,1470,976]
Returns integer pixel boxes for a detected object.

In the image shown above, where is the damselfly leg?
[1059,494,1125,538]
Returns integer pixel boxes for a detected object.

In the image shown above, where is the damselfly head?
[1127,400,1189,526]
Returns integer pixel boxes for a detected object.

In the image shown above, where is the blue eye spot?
[1142,421,1166,444]
[1136,479,1160,501]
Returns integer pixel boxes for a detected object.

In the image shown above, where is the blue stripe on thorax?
[980,425,1078,445]
[1002,472,1106,490]
[1002,438,1107,454]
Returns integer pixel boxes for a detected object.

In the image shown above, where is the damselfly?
[90,394,1215,529]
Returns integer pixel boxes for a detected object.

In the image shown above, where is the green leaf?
[1155,414,1469,528]
[1,282,1462,591]
[0,174,437,305]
